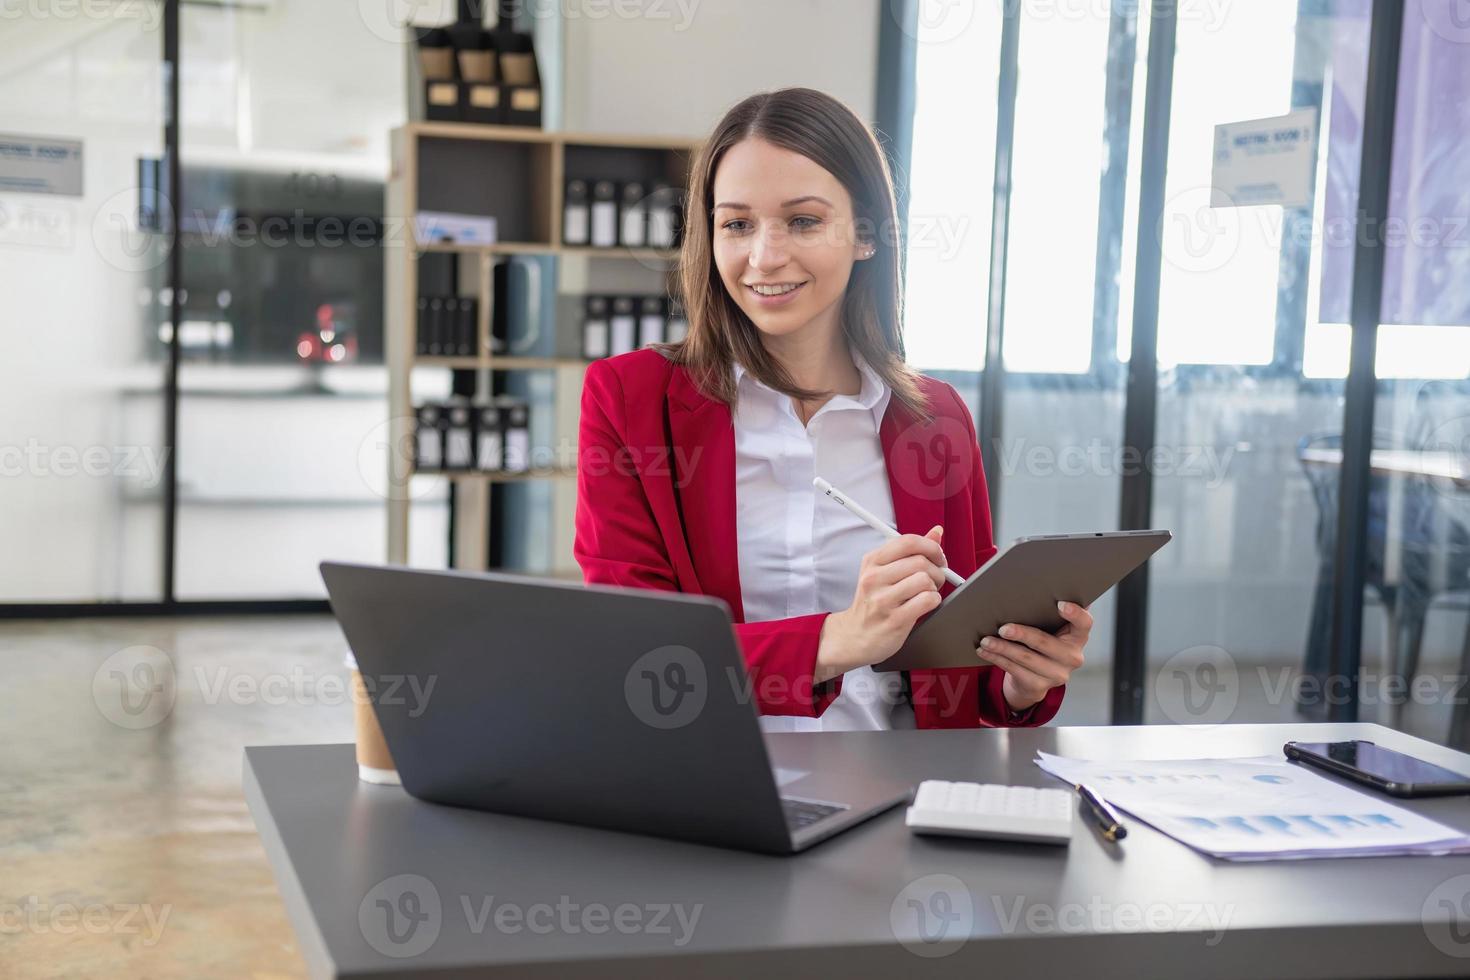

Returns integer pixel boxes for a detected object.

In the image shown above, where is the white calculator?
[906,780,1075,844]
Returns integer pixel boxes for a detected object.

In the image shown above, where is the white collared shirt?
[732,352,915,732]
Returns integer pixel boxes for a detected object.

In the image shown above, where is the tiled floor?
[2,614,1461,978]
[1,615,354,980]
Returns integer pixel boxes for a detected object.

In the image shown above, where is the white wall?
[561,0,880,136]
[0,13,168,600]
[180,1,406,163]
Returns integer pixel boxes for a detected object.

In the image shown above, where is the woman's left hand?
[976,601,1092,712]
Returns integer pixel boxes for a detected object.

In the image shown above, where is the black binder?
[453,297,477,357]
[414,403,444,472]
[444,402,475,471]
[476,403,504,472]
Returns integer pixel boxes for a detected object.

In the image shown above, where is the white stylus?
[813,476,966,588]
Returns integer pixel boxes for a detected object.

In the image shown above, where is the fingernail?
[999,625,1015,639]
[980,637,995,650]
[1058,601,1070,613]
[930,525,944,539]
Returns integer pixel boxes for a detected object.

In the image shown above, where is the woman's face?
[710,137,870,342]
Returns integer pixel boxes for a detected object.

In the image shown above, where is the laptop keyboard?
[781,797,848,832]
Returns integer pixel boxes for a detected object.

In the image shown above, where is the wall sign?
[1211,108,1318,209]
[0,134,84,197]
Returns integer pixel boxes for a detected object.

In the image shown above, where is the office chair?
[1297,421,1470,736]
[1403,380,1470,749]
[1297,430,1398,716]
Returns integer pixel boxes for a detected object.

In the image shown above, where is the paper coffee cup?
[348,656,400,785]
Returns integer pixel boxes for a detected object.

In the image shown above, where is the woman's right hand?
[814,526,949,684]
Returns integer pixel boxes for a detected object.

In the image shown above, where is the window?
[901,0,1002,373]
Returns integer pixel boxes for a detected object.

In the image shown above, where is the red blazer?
[573,347,1064,729]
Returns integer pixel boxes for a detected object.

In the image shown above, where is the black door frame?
[1327,0,1405,721]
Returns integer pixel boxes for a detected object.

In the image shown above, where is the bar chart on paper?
[1035,753,1470,860]
[1176,811,1409,840]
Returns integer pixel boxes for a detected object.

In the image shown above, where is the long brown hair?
[653,87,931,422]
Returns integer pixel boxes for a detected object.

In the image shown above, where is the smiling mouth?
[746,282,807,297]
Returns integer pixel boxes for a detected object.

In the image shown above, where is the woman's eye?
[720,216,820,235]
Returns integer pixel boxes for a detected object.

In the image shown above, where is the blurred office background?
[2,0,1469,746]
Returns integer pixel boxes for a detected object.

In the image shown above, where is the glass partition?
[174,3,444,598]
[1144,1,1368,727]
[0,11,168,601]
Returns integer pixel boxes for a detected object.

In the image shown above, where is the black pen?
[1076,783,1128,841]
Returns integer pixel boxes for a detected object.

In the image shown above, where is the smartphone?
[1283,740,1470,798]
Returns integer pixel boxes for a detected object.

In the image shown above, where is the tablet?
[874,530,1172,672]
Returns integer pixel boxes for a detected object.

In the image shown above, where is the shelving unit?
[384,122,701,570]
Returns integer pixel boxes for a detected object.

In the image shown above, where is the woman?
[575,87,1088,731]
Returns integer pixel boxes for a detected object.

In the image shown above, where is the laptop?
[320,561,911,855]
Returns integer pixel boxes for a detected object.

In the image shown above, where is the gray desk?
[244,723,1470,979]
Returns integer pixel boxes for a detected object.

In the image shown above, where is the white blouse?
[732,352,915,732]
